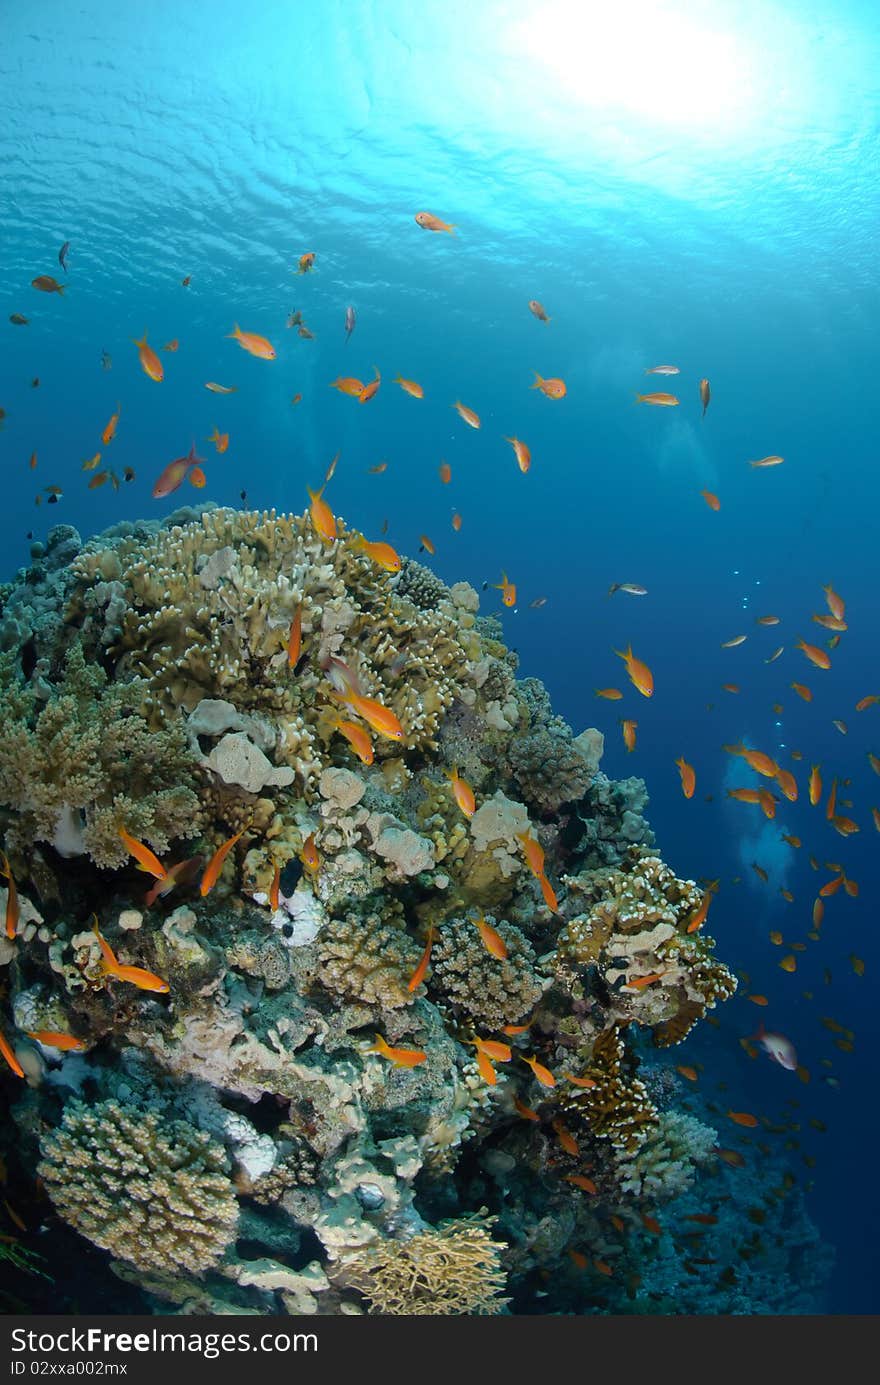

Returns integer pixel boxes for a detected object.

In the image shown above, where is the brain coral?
[38,1099,238,1274]
[428,914,545,1028]
[340,1212,509,1315]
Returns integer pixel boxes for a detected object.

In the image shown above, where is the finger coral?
[427,914,545,1027]
[38,1098,238,1274]
[339,1212,509,1315]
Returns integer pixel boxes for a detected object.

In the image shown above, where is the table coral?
[38,1098,238,1274]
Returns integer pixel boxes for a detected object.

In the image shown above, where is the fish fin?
[226,324,241,339]
[531,373,543,389]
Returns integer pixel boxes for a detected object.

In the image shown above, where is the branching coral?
[313,900,422,1009]
[0,644,202,867]
[559,1026,659,1154]
[340,1212,509,1314]
[428,914,545,1028]
[38,1099,238,1274]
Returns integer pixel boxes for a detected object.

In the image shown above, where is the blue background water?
[2,0,878,1312]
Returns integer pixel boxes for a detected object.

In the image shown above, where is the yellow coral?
[341,1212,509,1315]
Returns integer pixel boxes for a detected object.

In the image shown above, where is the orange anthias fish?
[358,368,382,403]
[856,695,880,712]
[686,891,712,934]
[809,765,822,806]
[453,400,480,429]
[227,324,276,359]
[102,404,121,445]
[552,1119,579,1156]
[727,1110,759,1128]
[505,436,531,473]
[474,915,508,960]
[565,1174,598,1194]
[332,717,374,766]
[307,484,337,543]
[452,511,462,532]
[208,427,229,454]
[636,391,678,406]
[797,639,831,670]
[367,1034,427,1066]
[538,874,559,912]
[415,211,455,233]
[823,584,845,620]
[0,852,19,940]
[288,605,303,668]
[677,1065,699,1082]
[394,375,423,398]
[353,537,401,573]
[791,682,812,702]
[774,767,798,803]
[564,1072,597,1088]
[724,743,778,777]
[532,373,566,399]
[492,572,517,607]
[338,689,404,741]
[269,864,281,912]
[528,300,550,322]
[596,688,623,700]
[407,928,435,993]
[614,644,654,697]
[133,331,164,382]
[152,442,203,498]
[117,827,166,879]
[701,490,720,511]
[516,831,545,878]
[0,1033,24,1079]
[189,466,207,489]
[200,827,248,897]
[301,833,320,873]
[92,919,169,993]
[26,1031,86,1052]
[331,376,364,398]
[446,767,476,818]
[514,1096,541,1121]
[621,719,638,752]
[297,252,316,273]
[163,339,179,352]
[624,970,670,991]
[676,757,696,798]
[522,1054,556,1087]
[439,462,452,484]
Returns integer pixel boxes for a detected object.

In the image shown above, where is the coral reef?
[0,509,829,1317]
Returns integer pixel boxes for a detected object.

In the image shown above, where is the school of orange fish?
[1,215,873,1285]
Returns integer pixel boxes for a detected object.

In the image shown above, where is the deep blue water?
[2,0,878,1312]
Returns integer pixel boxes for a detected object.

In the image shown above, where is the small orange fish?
[872,806,880,832]
[774,767,798,802]
[780,955,797,973]
[394,375,423,399]
[636,391,678,406]
[595,688,623,700]
[189,466,207,489]
[813,613,847,631]
[624,970,670,991]
[564,1073,598,1088]
[797,639,831,670]
[291,393,302,405]
[642,1214,662,1235]
[0,1033,24,1079]
[676,757,696,798]
[288,605,302,668]
[451,511,462,532]
[473,1046,498,1085]
[207,426,229,454]
[474,915,508,960]
[538,874,559,912]
[439,462,452,484]
[446,767,476,818]
[453,400,480,429]
[716,1149,746,1168]
[502,1023,531,1035]
[354,537,401,573]
[677,1065,699,1082]
[748,995,769,1006]
[297,252,316,273]
[505,436,531,473]
[337,689,404,741]
[532,373,566,399]
[358,367,382,404]
[88,470,110,490]
[26,1031,86,1052]
[809,765,822,806]
[227,324,276,360]
[307,484,337,543]
[791,682,812,702]
[102,404,121,445]
[269,864,281,912]
[870,753,880,776]
[565,1174,598,1194]
[856,694,880,711]
[594,1260,614,1277]
[514,1096,541,1121]
[181,274,192,286]
[298,324,315,339]
[621,719,638,752]
[28,451,37,470]
[823,584,845,620]
[133,331,164,382]
[748,455,784,467]
[163,339,179,352]
[492,572,517,607]
[819,874,844,898]
[569,1249,589,1271]
[614,644,653,697]
[831,814,859,836]
[522,1054,556,1087]
[701,489,720,511]
[331,716,373,766]
[0,852,19,941]
[367,1034,427,1067]
[415,211,455,234]
[117,827,166,879]
[528,300,550,322]
[686,891,712,934]
[782,835,801,848]
[752,863,769,883]
[516,831,544,878]
[301,833,320,873]
[474,1038,512,1063]
[369,462,388,474]
[699,378,710,417]
[92,919,169,993]
[200,827,247,897]
[728,1110,759,1128]
[722,683,740,693]
[721,634,748,648]
[407,928,434,993]
[419,535,436,555]
[552,1119,579,1156]
[756,615,780,625]
[331,376,364,397]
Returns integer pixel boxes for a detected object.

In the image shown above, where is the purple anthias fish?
[751,1023,797,1071]
[344,304,356,343]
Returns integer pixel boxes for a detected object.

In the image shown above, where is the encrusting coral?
[0,508,828,1317]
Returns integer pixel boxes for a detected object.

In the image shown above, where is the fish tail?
[226,323,241,339]
[531,373,544,389]
[132,332,147,347]
[91,917,117,971]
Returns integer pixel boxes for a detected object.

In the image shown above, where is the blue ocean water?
[1,0,878,1312]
